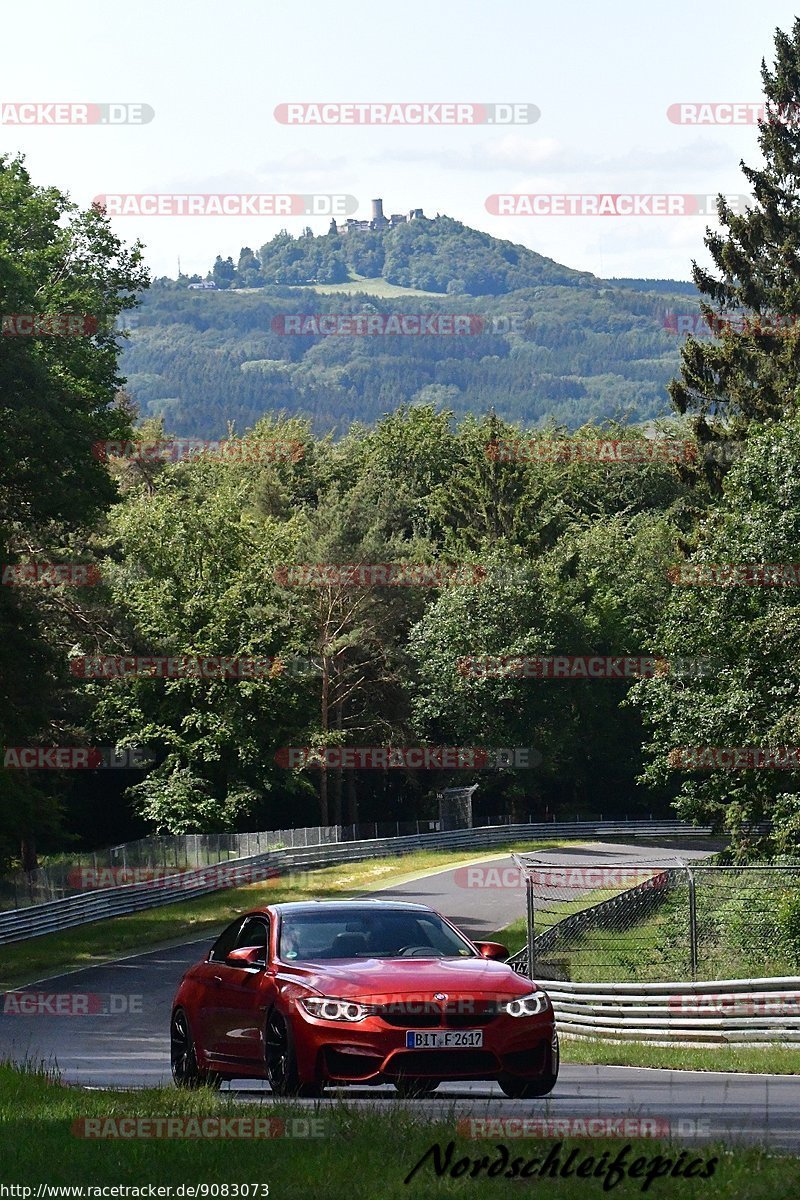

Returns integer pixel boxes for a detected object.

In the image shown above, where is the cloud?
[255,150,349,176]
[370,134,735,179]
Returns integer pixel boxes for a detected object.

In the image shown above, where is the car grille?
[376,1002,501,1029]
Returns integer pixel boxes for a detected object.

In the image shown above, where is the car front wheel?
[498,1031,559,1099]
[265,1010,323,1098]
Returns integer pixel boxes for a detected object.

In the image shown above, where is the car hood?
[278,955,538,1001]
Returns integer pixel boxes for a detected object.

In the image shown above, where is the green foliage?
[0,155,149,866]
[631,413,800,854]
[670,17,800,488]
[119,241,694,438]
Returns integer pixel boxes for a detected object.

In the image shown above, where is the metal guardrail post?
[687,865,698,980]
[676,855,698,980]
[526,874,536,979]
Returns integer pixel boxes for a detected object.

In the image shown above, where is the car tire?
[265,1010,323,1098]
[171,1008,222,1090]
[393,1077,440,1098]
[498,1031,559,1099]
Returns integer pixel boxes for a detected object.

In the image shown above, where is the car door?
[193,916,246,1052]
[207,915,275,1065]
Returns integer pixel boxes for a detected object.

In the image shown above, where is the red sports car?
[170,899,558,1098]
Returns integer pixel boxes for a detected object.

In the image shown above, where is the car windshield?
[278,908,476,961]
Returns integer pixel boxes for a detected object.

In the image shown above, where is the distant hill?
[120,219,702,438]
[205,215,597,295]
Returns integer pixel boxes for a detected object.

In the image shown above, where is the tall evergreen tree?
[671,18,800,491]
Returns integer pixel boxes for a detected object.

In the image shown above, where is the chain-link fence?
[510,857,800,983]
[0,828,339,910]
[2,814,521,910]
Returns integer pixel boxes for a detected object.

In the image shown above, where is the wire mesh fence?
[1,815,506,910]
[509,857,800,983]
[0,828,341,910]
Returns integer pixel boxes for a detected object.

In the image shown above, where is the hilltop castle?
[329,198,426,235]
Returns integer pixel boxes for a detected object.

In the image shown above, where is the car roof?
[268,899,432,914]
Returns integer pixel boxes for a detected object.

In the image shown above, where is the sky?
[2,0,798,282]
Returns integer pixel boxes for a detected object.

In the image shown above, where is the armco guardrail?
[538,977,800,1044]
[0,819,713,945]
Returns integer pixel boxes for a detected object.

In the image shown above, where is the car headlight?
[299,996,375,1022]
[504,991,551,1018]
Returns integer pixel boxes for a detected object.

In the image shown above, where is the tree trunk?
[20,834,38,873]
[319,651,330,825]
[332,698,343,826]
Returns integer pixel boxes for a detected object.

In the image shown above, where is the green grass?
[0,841,558,990]
[561,1038,800,1075]
[0,1063,796,1197]
[299,274,445,298]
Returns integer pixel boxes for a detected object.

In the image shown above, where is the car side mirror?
[226,946,266,968]
[474,941,509,961]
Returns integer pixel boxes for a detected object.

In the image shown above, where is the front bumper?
[290,1008,557,1084]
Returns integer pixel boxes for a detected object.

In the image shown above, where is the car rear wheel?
[265,1010,323,1098]
[498,1031,559,1099]
[171,1009,222,1090]
[393,1077,440,1098]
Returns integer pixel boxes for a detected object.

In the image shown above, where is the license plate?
[404,1030,484,1049]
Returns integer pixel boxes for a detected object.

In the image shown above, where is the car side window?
[233,916,269,962]
[209,917,244,962]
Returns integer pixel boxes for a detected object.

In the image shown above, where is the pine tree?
[671,18,800,491]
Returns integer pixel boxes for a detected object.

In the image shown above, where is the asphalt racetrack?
[2,841,797,1149]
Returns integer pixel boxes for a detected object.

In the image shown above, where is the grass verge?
[561,1038,800,1075]
[0,1063,796,1197]
[1,841,557,991]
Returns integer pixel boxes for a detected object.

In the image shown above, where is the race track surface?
[2,841,796,1149]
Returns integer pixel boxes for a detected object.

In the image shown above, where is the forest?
[4,17,800,871]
